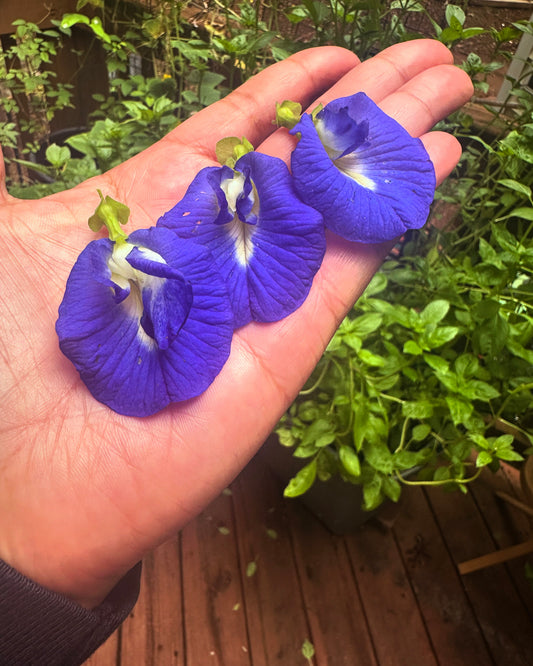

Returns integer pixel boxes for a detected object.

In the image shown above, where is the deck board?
[232,460,312,665]
[427,483,533,666]
[345,518,439,666]
[180,491,250,666]
[85,454,533,666]
[286,498,378,666]
[393,487,494,666]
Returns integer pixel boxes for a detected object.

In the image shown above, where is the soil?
[406,0,533,97]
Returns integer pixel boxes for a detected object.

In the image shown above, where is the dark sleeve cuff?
[0,558,142,666]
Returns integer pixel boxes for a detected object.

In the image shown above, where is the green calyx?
[310,103,323,122]
[88,190,131,244]
[275,100,302,129]
[216,136,254,168]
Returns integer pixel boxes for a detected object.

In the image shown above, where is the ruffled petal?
[158,152,325,327]
[56,227,233,416]
[290,92,436,243]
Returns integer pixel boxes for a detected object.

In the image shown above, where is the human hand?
[0,40,472,608]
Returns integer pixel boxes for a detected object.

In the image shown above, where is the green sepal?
[215,136,254,168]
[88,189,130,244]
[310,103,323,122]
[275,100,302,129]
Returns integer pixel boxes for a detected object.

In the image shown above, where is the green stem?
[397,468,482,487]
[496,382,533,420]
[299,361,331,396]
[394,417,410,454]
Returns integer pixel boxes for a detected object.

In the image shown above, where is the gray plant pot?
[261,435,388,535]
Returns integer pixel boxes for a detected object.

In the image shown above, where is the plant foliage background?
[2,0,532,509]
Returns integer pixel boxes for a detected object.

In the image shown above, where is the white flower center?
[220,173,257,267]
[107,243,167,346]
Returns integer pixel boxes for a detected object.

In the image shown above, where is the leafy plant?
[276,81,533,510]
[0,19,73,185]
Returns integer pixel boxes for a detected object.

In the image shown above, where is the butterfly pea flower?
[289,92,436,243]
[56,194,233,417]
[158,151,325,328]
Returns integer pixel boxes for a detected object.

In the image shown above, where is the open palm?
[0,41,472,608]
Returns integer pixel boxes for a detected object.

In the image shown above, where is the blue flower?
[56,227,234,417]
[290,92,436,243]
[158,151,325,328]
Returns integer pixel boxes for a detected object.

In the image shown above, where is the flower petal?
[158,152,325,327]
[290,92,436,243]
[56,228,233,416]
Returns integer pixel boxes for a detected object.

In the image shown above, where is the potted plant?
[271,116,533,529]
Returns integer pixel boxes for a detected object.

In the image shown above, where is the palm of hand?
[0,42,472,607]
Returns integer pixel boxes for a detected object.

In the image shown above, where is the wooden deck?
[86,448,533,666]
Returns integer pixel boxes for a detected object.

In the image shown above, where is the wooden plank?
[140,537,185,664]
[345,518,438,666]
[0,0,78,34]
[467,466,533,617]
[231,456,312,666]
[471,1,533,8]
[84,631,119,666]
[285,498,378,666]
[180,491,251,666]
[458,539,533,574]
[119,560,151,663]
[393,487,495,666]
[427,484,533,666]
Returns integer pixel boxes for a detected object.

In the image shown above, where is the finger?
[105,46,360,210]
[316,39,455,106]
[421,130,462,187]
[260,40,469,160]
[380,64,474,137]
[169,46,360,153]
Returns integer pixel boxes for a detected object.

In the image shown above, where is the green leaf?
[476,451,493,467]
[277,429,295,447]
[363,474,383,511]
[463,379,500,402]
[423,354,450,373]
[426,326,459,348]
[246,561,257,577]
[339,445,361,478]
[507,207,533,221]
[402,400,434,419]
[351,312,383,336]
[434,466,451,481]
[60,13,90,29]
[462,27,485,39]
[404,340,423,355]
[353,399,369,452]
[358,349,386,367]
[445,4,465,27]
[420,299,450,326]
[454,354,479,379]
[412,424,431,441]
[382,477,401,503]
[363,440,393,474]
[446,395,473,425]
[301,419,336,448]
[363,272,387,297]
[497,178,532,199]
[284,460,317,497]
[45,143,70,167]
[301,639,315,661]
